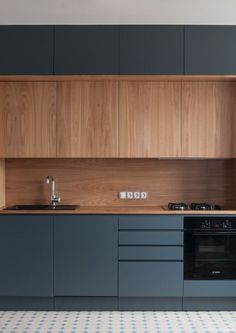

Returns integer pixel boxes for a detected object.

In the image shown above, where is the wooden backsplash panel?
[0,159,5,208]
[5,159,235,208]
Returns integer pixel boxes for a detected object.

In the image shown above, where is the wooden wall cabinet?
[119,81,182,157]
[57,81,118,157]
[0,82,56,158]
[182,81,236,158]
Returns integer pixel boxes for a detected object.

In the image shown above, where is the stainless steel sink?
[4,205,80,210]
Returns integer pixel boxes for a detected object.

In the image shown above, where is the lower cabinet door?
[119,262,183,297]
[54,215,118,296]
[0,215,53,297]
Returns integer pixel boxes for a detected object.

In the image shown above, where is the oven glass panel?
[184,231,236,279]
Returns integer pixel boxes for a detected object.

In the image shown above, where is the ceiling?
[0,0,236,25]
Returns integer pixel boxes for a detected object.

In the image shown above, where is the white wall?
[0,0,236,25]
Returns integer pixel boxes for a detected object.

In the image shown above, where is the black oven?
[184,217,236,280]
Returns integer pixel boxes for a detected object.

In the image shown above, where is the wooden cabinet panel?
[57,81,118,157]
[119,82,181,157]
[0,82,56,157]
[182,82,236,158]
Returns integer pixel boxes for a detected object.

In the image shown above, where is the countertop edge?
[0,207,236,215]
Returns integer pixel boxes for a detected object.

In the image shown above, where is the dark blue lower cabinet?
[184,281,236,297]
[54,215,118,296]
[0,215,53,297]
[119,262,183,297]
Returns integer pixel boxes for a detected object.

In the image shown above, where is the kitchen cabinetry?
[120,25,184,74]
[0,82,56,157]
[182,81,236,158]
[0,215,53,296]
[119,81,181,157]
[54,215,118,296]
[185,26,236,74]
[57,81,118,157]
[118,215,183,297]
[0,26,53,74]
[54,26,119,74]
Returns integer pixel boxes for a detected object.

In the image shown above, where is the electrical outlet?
[118,191,149,200]
[141,191,148,199]
[127,192,134,199]
[134,192,140,199]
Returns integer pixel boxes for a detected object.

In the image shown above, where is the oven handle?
[186,231,236,236]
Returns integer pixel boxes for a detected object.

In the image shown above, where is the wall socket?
[118,191,149,200]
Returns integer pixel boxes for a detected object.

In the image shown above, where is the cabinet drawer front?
[119,262,183,297]
[119,231,183,245]
[184,281,236,297]
[119,246,183,260]
[119,216,183,230]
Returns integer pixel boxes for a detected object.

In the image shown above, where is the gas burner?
[167,202,222,211]
[168,202,188,210]
[190,203,221,211]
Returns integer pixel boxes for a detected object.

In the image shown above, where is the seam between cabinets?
[52,215,55,303]
[117,216,119,298]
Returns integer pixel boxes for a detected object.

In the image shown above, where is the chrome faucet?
[46,176,61,206]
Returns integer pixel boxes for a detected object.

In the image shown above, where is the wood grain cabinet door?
[57,81,119,157]
[182,81,236,158]
[119,81,182,157]
[0,82,56,158]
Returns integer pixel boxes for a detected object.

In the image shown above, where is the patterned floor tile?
[0,311,235,333]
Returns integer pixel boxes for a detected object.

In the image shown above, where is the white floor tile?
[0,311,235,333]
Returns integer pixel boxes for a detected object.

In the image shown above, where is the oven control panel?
[184,217,236,230]
[201,219,231,230]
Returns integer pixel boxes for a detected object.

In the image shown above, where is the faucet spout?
[46,176,61,206]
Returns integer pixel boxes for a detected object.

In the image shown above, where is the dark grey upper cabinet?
[54,26,119,74]
[54,215,118,296]
[0,215,53,296]
[185,26,236,74]
[0,26,54,74]
[120,25,184,74]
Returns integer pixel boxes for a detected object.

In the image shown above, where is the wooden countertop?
[0,206,236,215]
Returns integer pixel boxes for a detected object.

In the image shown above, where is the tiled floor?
[0,311,235,333]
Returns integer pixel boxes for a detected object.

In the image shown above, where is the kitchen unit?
[0,25,236,311]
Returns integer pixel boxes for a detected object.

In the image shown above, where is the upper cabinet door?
[182,81,236,158]
[120,26,184,74]
[119,81,182,157]
[0,26,54,74]
[185,26,236,74]
[57,81,118,157]
[54,26,119,74]
[0,82,56,158]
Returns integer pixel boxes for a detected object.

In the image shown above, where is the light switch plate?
[118,192,127,199]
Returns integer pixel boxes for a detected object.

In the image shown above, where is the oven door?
[184,230,236,279]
